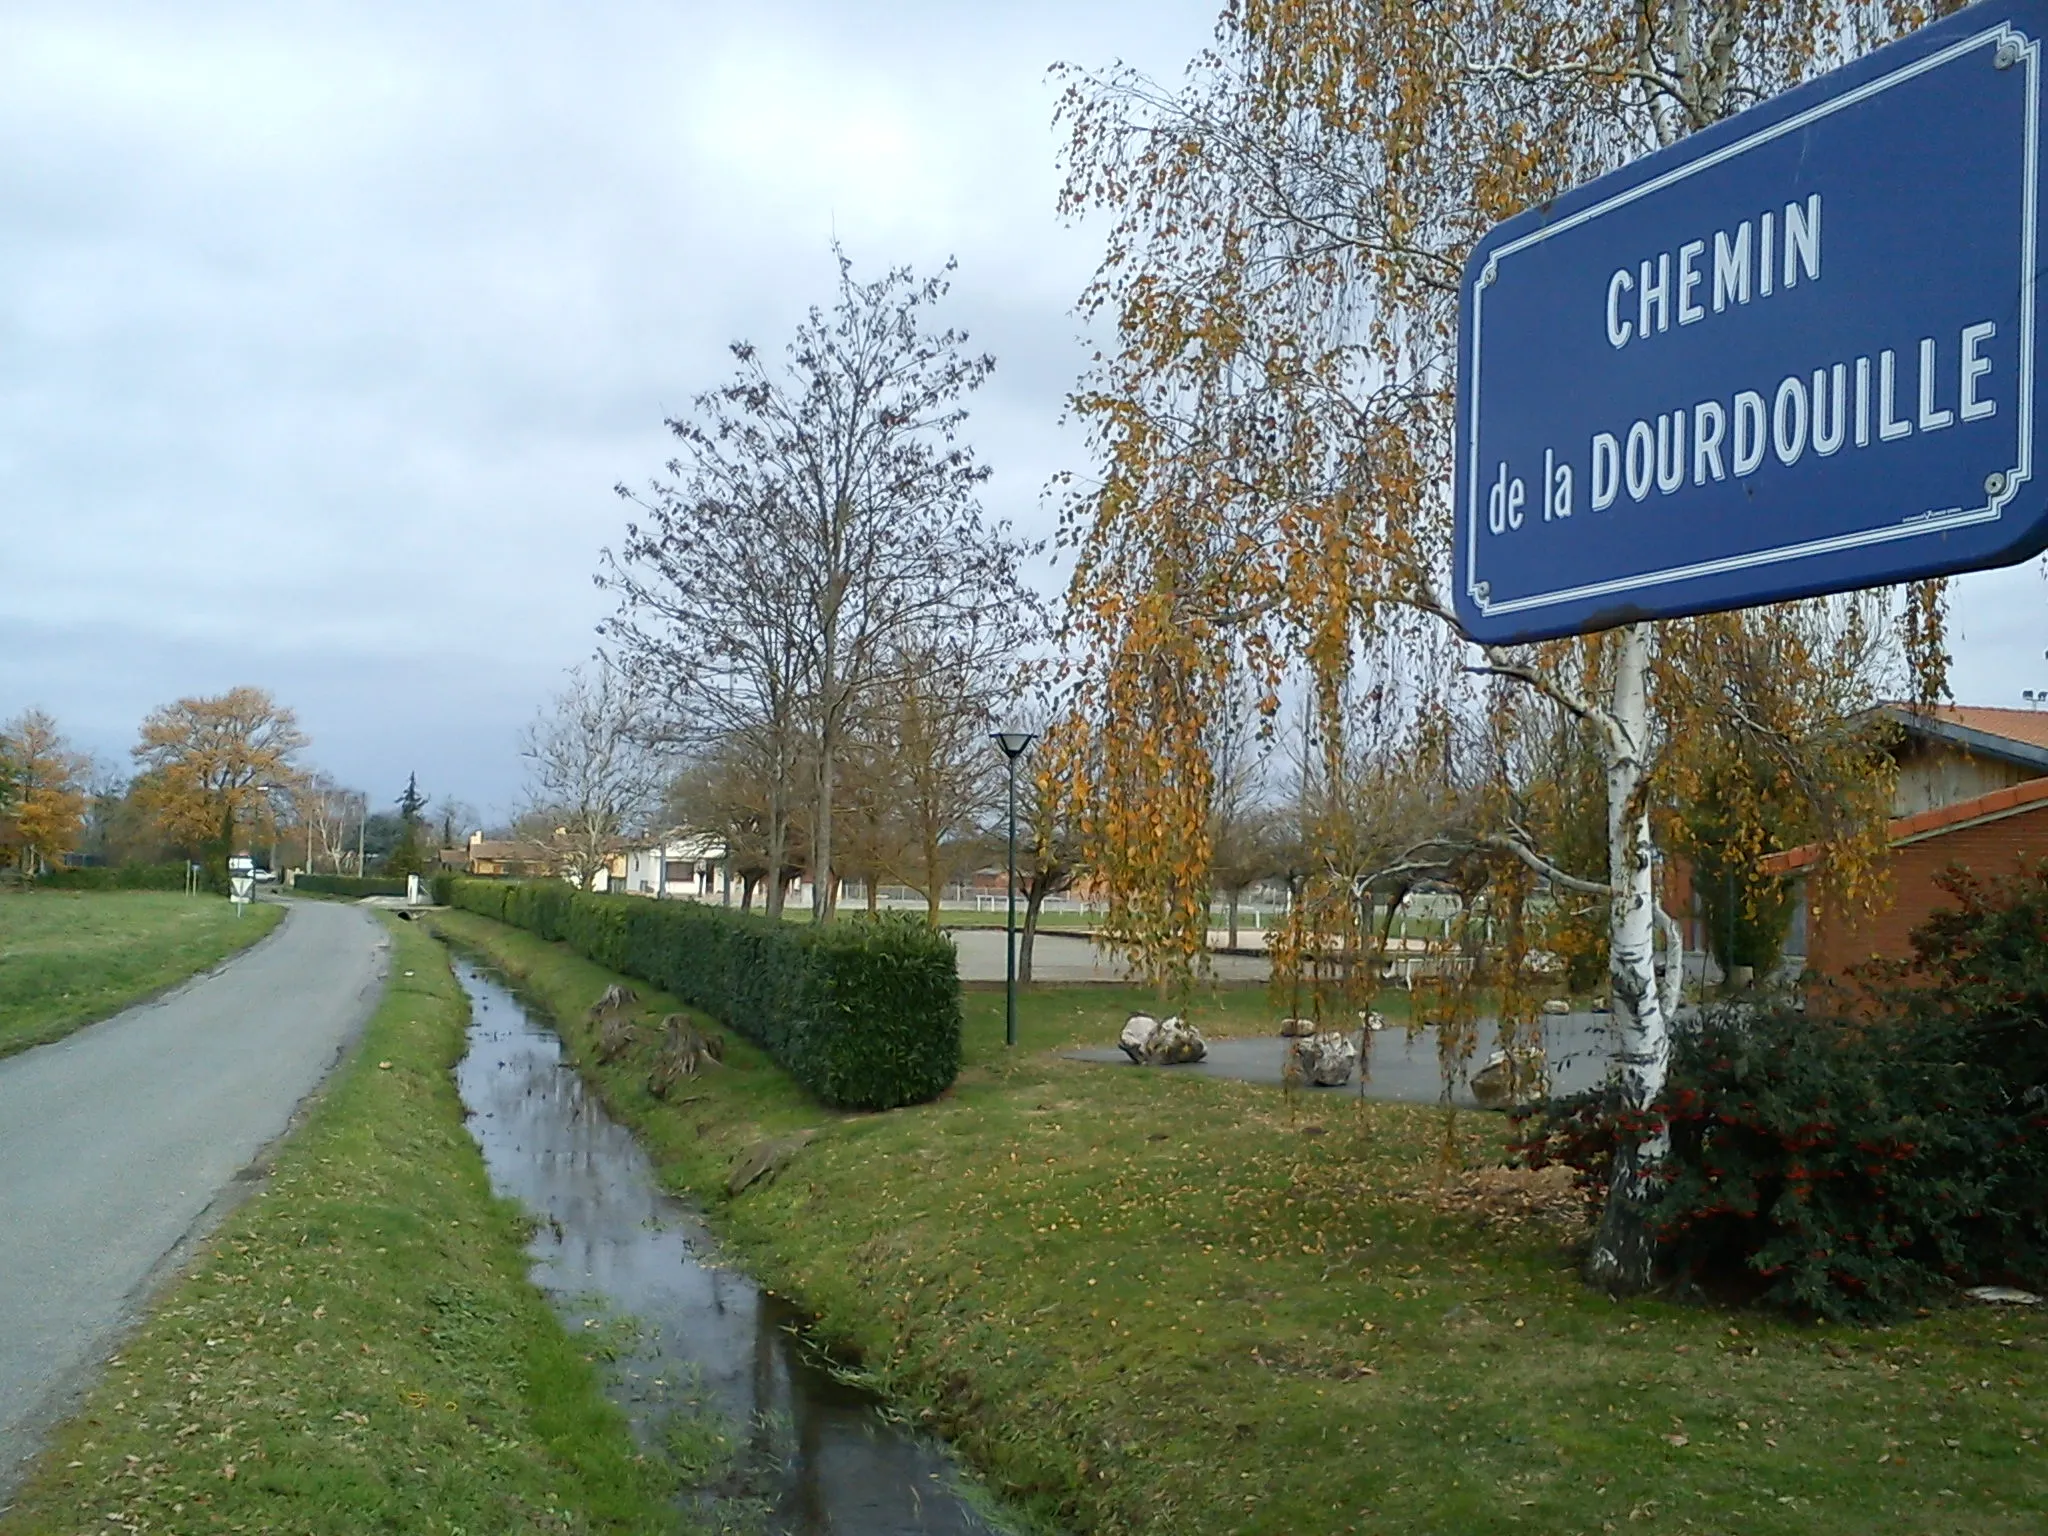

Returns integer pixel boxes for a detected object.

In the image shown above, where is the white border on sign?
[1464,21,2039,621]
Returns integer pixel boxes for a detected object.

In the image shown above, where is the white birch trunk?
[1586,620,1673,1292]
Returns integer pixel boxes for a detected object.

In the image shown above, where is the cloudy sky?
[3,2,2042,822]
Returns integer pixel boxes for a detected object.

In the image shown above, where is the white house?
[618,833,816,910]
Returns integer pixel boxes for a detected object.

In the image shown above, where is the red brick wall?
[1808,802,2048,978]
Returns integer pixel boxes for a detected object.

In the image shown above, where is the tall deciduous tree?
[1018,706,1090,985]
[0,710,89,875]
[130,687,308,863]
[1056,0,1948,1291]
[521,663,667,890]
[605,251,1038,922]
[879,641,1009,924]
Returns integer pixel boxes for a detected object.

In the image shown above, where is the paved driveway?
[1067,1014,1621,1108]
[0,899,387,1496]
[947,927,1271,984]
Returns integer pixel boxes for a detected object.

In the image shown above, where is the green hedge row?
[294,873,410,897]
[40,863,205,892]
[446,879,962,1111]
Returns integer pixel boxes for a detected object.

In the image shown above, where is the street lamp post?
[991,729,1038,1048]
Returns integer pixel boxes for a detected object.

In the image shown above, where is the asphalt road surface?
[1068,1014,1621,1108]
[947,927,1271,983]
[0,899,387,1497]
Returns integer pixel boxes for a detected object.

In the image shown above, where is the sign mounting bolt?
[1987,471,2009,497]
[1997,35,2026,69]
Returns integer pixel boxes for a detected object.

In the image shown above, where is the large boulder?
[1119,1013,1207,1065]
[1469,1047,1547,1109]
[1278,1016,1319,1038]
[1287,1031,1358,1087]
[1118,1013,1159,1060]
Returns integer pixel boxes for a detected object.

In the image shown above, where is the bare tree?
[433,796,479,853]
[604,387,815,921]
[295,775,370,875]
[607,251,1039,922]
[520,663,667,890]
[1204,682,1280,950]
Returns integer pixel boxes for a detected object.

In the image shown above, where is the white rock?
[1357,1010,1389,1032]
[1470,1048,1547,1109]
[1120,1012,1206,1065]
[1278,1016,1319,1039]
[1119,1014,1160,1063]
[1540,998,1571,1016]
[1150,1014,1207,1064]
[1964,1285,2042,1305]
[1288,1031,1358,1087]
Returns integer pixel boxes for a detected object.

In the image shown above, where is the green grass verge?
[0,915,678,1536]
[0,891,285,1059]
[428,908,2048,1536]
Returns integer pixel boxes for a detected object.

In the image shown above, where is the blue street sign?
[1454,1,2048,645]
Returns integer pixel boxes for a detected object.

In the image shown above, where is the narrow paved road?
[0,898,388,1494]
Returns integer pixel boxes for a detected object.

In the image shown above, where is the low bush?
[294,873,409,898]
[1512,861,2048,1320]
[445,879,961,1110]
[40,863,199,892]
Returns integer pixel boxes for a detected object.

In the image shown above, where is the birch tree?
[1057,0,1951,1291]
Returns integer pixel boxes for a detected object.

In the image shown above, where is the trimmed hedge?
[294,873,409,898]
[447,878,962,1111]
[40,863,209,892]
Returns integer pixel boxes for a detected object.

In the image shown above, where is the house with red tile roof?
[1760,703,2048,980]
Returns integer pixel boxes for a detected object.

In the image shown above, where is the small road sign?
[1455,2,2048,644]
[228,854,255,909]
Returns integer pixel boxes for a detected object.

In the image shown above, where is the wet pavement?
[451,961,1008,1535]
[1065,1014,1621,1109]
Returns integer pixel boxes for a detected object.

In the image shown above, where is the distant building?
[1763,703,2048,979]
[437,830,626,888]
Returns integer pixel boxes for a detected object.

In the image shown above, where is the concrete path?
[1066,1013,1621,1109]
[947,927,1271,984]
[0,899,388,1496]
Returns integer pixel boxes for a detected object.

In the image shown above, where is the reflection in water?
[451,961,1003,1535]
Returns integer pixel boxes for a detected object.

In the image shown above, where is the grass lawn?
[0,891,284,1059]
[0,916,677,1536]
[427,909,2048,1536]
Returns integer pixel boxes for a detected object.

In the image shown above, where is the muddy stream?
[451,960,1013,1535]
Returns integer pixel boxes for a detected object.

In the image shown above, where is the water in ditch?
[450,959,1011,1535]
